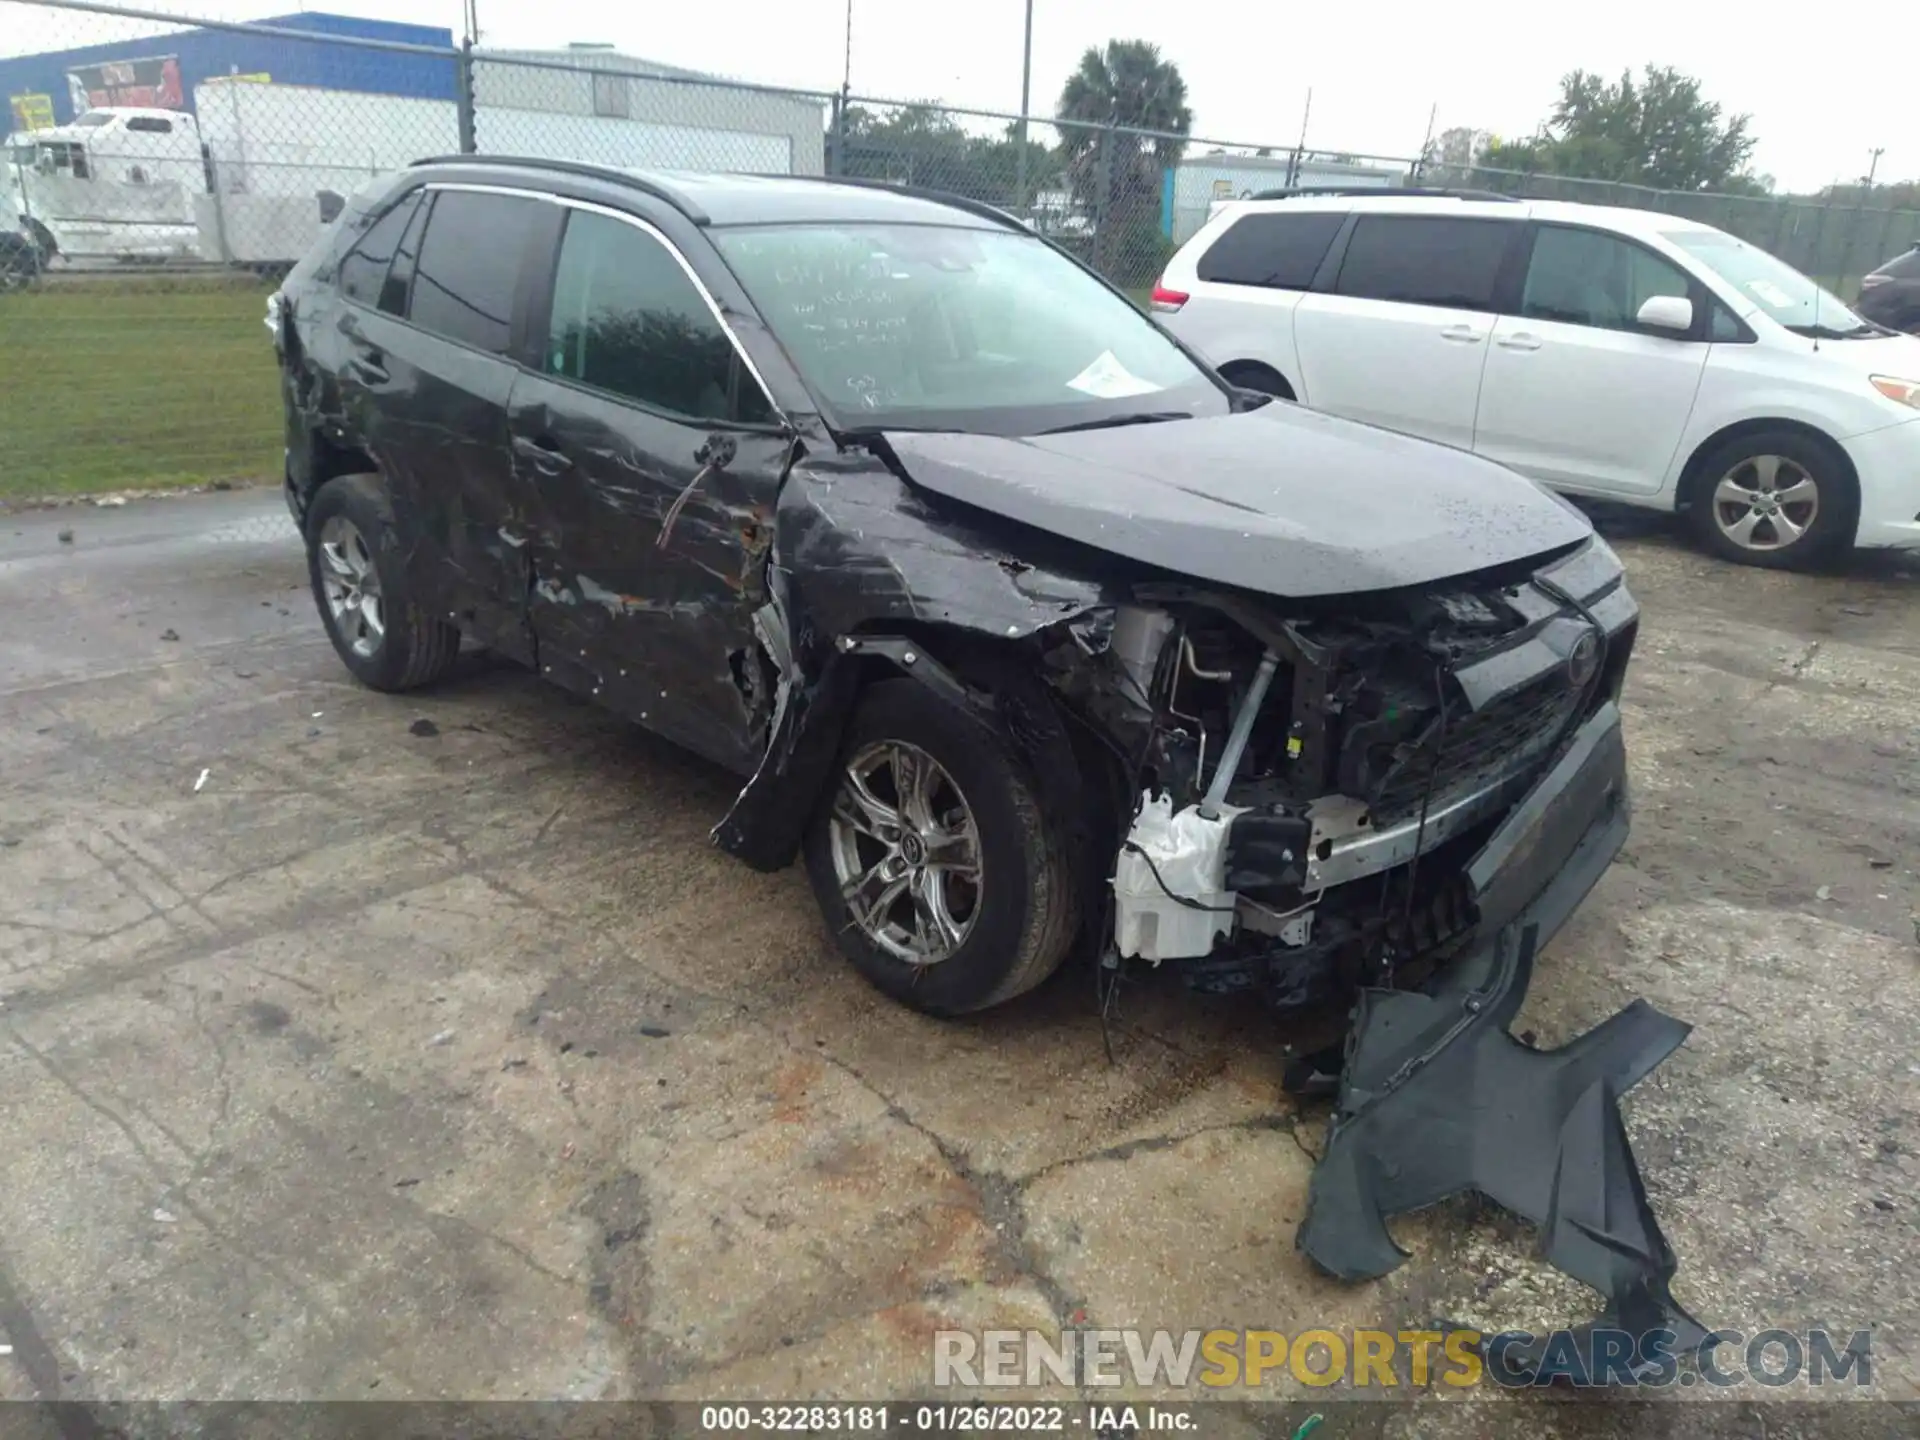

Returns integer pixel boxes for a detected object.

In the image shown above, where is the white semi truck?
[5,82,453,268]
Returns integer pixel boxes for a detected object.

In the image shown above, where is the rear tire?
[305,473,461,692]
[802,679,1078,1017]
[1685,429,1857,570]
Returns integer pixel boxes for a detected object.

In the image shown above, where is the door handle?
[348,351,388,383]
[1496,333,1543,352]
[512,434,573,473]
[1439,325,1483,344]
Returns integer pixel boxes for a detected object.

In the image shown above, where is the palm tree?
[1057,40,1192,160]
[1054,41,1192,271]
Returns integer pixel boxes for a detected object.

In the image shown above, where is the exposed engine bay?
[1042,557,1635,1010]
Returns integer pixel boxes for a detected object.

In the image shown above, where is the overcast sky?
[6,0,1905,192]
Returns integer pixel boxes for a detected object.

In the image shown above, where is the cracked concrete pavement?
[0,491,1916,1414]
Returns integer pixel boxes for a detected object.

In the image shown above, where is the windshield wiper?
[1038,410,1191,436]
[1785,322,1877,340]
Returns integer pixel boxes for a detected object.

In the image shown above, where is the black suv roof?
[408,154,1022,230]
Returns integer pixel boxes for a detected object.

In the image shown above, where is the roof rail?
[1245,186,1519,203]
[407,153,708,222]
[796,173,1030,233]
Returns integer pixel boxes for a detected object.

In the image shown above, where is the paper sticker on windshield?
[1747,279,1795,308]
[1066,350,1163,399]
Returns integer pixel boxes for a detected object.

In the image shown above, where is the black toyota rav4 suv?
[271,157,1641,1022]
[274,161,1712,1354]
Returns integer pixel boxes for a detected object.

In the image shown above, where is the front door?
[1473,224,1710,496]
[509,204,791,773]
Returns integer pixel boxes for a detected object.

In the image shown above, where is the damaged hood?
[883,404,1592,597]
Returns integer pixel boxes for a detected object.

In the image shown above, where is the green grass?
[0,278,282,500]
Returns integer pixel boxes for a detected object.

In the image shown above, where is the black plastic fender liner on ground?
[1294,703,1711,1385]
[1297,924,1709,1383]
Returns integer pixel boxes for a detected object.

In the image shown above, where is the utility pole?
[1285,88,1311,188]
[1865,146,1884,188]
[842,0,854,97]
[1015,0,1034,219]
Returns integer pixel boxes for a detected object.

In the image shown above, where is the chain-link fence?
[5,0,1919,501]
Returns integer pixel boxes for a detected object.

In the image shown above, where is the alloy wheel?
[1710,454,1820,553]
[317,515,386,658]
[826,740,982,966]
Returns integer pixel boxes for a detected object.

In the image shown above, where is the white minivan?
[1153,192,1920,568]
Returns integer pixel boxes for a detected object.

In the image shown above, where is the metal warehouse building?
[1,13,458,132]
[475,44,826,176]
[3,16,825,178]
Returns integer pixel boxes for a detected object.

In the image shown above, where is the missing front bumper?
[1295,703,1710,1384]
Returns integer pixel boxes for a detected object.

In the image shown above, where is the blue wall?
[1,12,456,127]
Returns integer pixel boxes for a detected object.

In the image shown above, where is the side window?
[1708,304,1746,342]
[336,191,421,309]
[1520,226,1693,333]
[409,189,543,355]
[1333,216,1514,311]
[125,116,173,133]
[545,209,771,424]
[379,192,432,317]
[1196,211,1345,289]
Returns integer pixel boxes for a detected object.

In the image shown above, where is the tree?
[1420,125,1493,183]
[839,104,973,188]
[1055,40,1192,279]
[1480,65,1758,193]
[836,105,1053,209]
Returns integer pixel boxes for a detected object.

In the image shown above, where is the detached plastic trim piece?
[1296,921,1710,1384]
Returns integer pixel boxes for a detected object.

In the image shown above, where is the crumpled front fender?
[712,451,1124,872]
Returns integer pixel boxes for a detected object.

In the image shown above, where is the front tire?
[802,679,1078,1016]
[305,473,461,692]
[1686,430,1857,569]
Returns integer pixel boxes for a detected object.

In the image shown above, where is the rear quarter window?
[1196,211,1345,290]
[335,190,422,309]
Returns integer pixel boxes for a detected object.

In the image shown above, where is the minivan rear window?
[1333,215,1516,311]
[1197,211,1345,290]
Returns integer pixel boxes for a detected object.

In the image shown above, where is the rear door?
[328,183,550,663]
[509,202,792,773]
[1163,207,1346,384]
[1473,224,1709,495]
[1291,212,1522,450]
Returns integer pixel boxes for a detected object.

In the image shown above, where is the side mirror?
[1636,294,1694,333]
